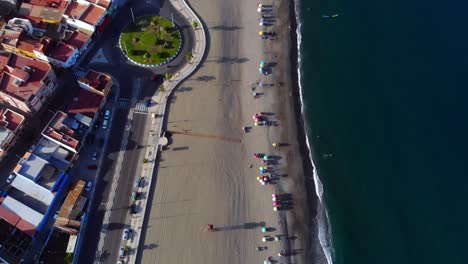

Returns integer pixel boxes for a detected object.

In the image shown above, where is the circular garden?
[120,16,182,66]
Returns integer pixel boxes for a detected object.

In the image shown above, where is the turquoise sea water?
[299,0,468,263]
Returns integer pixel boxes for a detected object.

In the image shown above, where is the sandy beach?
[138,0,327,263]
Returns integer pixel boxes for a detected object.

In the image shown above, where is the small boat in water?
[322,13,339,19]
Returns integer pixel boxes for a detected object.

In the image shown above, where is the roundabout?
[120,15,183,67]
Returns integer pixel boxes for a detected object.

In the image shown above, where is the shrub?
[192,21,199,29]
[159,84,165,92]
[165,72,173,80]
[186,51,193,62]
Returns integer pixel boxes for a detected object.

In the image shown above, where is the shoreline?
[285,0,330,262]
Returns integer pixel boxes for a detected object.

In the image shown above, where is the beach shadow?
[215,57,249,64]
[176,87,193,92]
[210,25,242,31]
[142,243,159,250]
[195,75,216,82]
[215,222,265,231]
[172,146,189,151]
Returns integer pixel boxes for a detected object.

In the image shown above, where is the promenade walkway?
[125,0,206,263]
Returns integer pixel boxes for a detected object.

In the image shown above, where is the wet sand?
[138,0,327,263]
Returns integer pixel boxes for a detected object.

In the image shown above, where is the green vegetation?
[192,21,199,29]
[159,84,165,92]
[186,51,193,62]
[164,72,173,80]
[65,253,73,264]
[143,158,149,163]
[121,16,182,65]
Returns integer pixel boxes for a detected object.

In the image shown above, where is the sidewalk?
[125,0,207,263]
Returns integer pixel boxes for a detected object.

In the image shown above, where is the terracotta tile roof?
[67,87,104,117]
[0,53,52,103]
[43,40,75,62]
[21,15,48,30]
[22,0,68,10]
[64,1,88,18]
[0,107,25,131]
[43,111,80,150]
[80,3,105,25]
[86,0,110,8]
[79,70,111,91]
[66,31,90,49]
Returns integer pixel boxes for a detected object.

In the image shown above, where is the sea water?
[299,0,468,263]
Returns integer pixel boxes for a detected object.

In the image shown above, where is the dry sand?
[138,0,327,263]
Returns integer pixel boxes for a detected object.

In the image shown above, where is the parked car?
[130,204,137,214]
[87,165,97,170]
[135,178,141,188]
[122,228,130,240]
[104,109,111,120]
[85,181,94,191]
[92,151,98,161]
[53,211,59,220]
[145,99,152,107]
[6,174,15,184]
[102,120,109,129]
[119,247,125,257]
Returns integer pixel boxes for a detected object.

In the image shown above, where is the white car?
[102,120,109,129]
[119,247,125,257]
[85,181,93,191]
[6,174,15,183]
[92,151,98,161]
[122,228,130,240]
[104,109,111,120]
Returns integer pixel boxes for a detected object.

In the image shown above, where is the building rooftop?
[22,0,69,10]
[67,87,104,118]
[0,52,52,103]
[1,196,44,227]
[42,111,80,151]
[66,30,90,49]
[0,107,25,132]
[32,137,74,170]
[79,69,111,92]
[42,39,76,62]
[19,2,67,22]
[10,174,55,207]
[58,180,84,219]
[86,0,110,8]
[79,3,105,25]
[64,1,88,19]
[0,217,33,264]
[14,152,49,182]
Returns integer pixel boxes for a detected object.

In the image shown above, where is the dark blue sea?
[298,0,468,263]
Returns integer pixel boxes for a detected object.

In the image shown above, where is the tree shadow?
[194,75,216,81]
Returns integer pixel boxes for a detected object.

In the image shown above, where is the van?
[85,181,93,191]
[104,109,111,120]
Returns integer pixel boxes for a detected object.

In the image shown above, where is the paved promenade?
[125,0,206,263]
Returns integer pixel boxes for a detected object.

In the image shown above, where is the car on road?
[85,181,93,191]
[53,211,59,220]
[122,228,130,240]
[104,109,111,120]
[6,174,15,183]
[102,119,109,129]
[87,164,97,170]
[92,151,98,161]
[145,99,152,107]
[150,74,160,81]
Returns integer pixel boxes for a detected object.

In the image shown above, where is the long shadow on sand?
[210,25,242,31]
[214,222,265,231]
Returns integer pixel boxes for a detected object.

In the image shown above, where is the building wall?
[0,92,30,113]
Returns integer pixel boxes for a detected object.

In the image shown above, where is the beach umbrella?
[259,82,265,87]
[255,122,259,126]
[273,207,278,211]
[260,169,266,174]
[259,68,263,73]
[259,166,264,171]
[275,235,281,241]
[259,31,264,36]
[262,236,268,242]
[257,7,262,13]
[258,3,263,8]
[257,176,261,181]
[273,201,279,207]
[262,227,267,233]
[252,115,258,120]
[259,22,264,26]
[263,155,270,160]
[260,60,266,67]
[260,18,265,23]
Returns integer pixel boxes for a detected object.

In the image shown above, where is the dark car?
[150,74,160,81]
[130,204,137,214]
[145,99,152,107]
[87,165,98,170]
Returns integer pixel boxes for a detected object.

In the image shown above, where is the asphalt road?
[101,113,150,264]
[74,0,194,262]
[76,109,128,263]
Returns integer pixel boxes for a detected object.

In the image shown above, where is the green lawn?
[120,16,182,65]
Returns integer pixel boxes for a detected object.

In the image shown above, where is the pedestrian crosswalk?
[117,99,130,109]
[134,102,148,113]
